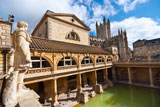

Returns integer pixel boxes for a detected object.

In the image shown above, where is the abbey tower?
[96,17,111,40]
[90,17,132,61]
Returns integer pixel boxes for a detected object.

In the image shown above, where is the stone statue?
[2,21,37,107]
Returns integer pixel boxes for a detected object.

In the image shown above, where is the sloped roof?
[30,37,111,55]
[32,10,90,35]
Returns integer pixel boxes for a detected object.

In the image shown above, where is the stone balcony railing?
[57,65,77,70]
[81,63,94,67]
[27,67,52,74]
[115,61,160,64]
[24,62,113,79]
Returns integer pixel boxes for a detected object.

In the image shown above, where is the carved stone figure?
[2,21,40,107]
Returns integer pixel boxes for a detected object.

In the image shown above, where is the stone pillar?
[78,55,81,69]
[112,66,116,82]
[128,67,132,84]
[92,70,97,86]
[83,74,88,87]
[104,69,108,81]
[77,73,82,97]
[149,67,154,87]
[53,54,57,71]
[64,77,68,93]
[51,79,58,106]
[93,56,96,67]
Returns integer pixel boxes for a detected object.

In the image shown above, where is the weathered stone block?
[1,35,5,39]
[2,42,5,45]
[94,84,104,94]
[89,91,96,98]
[79,92,88,103]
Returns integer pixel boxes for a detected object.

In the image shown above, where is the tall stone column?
[51,79,58,106]
[77,73,82,97]
[128,67,132,84]
[149,67,154,87]
[83,74,88,87]
[112,66,116,82]
[104,69,108,81]
[92,70,97,86]
[64,77,68,93]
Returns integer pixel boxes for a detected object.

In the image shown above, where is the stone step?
[18,98,42,107]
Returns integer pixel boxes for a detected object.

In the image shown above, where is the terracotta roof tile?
[30,37,111,55]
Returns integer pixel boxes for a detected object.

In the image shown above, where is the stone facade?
[0,18,12,47]
[90,17,131,61]
[32,10,90,46]
[0,18,12,77]
[133,38,160,61]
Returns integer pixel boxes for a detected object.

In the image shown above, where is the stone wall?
[0,52,3,75]
[0,22,11,47]
[47,17,89,45]
[33,18,48,38]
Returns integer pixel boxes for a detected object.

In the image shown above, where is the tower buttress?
[103,16,106,24]
[107,18,111,39]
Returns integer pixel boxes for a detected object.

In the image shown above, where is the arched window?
[96,56,104,63]
[66,32,80,41]
[58,57,76,66]
[31,57,51,68]
[107,57,112,62]
[81,56,93,64]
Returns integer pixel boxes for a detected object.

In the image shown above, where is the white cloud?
[111,17,160,49]
[114,0,148,12]
[92,0,117,17]
[0,0,118,33]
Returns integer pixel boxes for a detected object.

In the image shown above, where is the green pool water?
[79,84,160,107]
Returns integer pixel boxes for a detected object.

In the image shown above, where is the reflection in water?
[79,84,160,107]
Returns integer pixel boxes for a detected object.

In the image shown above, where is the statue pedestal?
[15,90,42,107]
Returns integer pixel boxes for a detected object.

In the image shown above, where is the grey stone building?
[90,17,132,61]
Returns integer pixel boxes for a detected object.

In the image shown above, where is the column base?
[76,89,82,98]
[51,101,59,107]
[150,84,154,88]
[128,82,132,84]
[94,84,103,94]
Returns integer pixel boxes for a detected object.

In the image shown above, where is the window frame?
[96,56,104,63]
[81,56,93,65]
[58,57,76,67]
[31,57,51,68]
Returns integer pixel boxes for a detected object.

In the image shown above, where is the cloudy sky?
[0,0,160,49]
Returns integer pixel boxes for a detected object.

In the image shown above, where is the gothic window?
[107,57,112,62]
[31,57,51,68]
[81,56,93,64]
[96,56,104,63]
[58,57,76,66]
[66,31,80,41]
